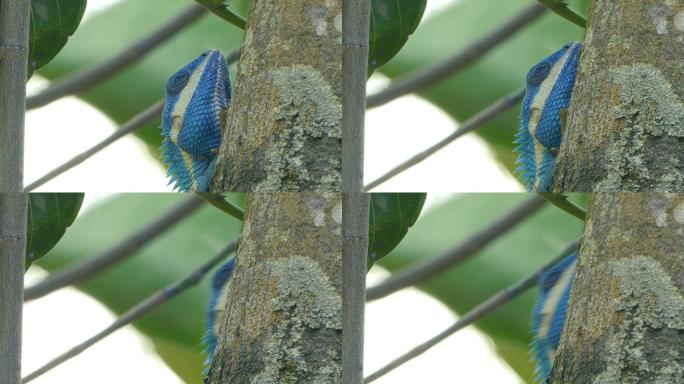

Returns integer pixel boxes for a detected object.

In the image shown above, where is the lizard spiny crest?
[531,251,577,382]
[161,49,231,192]
[515,42,582,192]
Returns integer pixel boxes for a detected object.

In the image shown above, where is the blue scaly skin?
[531,251,577,383]
[203,258,236,371]
[515,42,582,192]
[161,50,232,192]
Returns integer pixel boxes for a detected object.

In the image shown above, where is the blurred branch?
[22,239,238,383]
[23,195,204,301]
[26,4,207,110]
[197,193,244,221]
[364,88,524,191]
[537,193,586,221]
[364,241,579,383]
[24,48,240,191]
[366,3,546,109]
[23,100,163,192]
[537,0,586,28]
[195,0,246,29]
[366,195,546,301]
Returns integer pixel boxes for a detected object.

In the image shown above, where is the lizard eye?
[527,62,551,86]
[166,71,190,94]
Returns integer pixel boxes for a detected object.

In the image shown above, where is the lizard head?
[160,50,232,192]
[162,49,231,147]
[515,42,582,192]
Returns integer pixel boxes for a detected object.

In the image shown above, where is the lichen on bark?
[212,0,342,192]
[206,193,342,384]
[552,0,684,192]
[550,193,684,383]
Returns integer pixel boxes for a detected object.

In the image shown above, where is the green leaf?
[377,0,590,173]
[26,193,84,270]
[369,0,427,73]
[28,0,87,77]
[35,194,244,383]
[368,193,426,269]
[376,194,585,381]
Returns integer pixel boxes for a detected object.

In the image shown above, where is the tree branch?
[342,0,370,192]
[0,0,30,193]
[22,239,238,383]
[366,195,546,301]
[343,193,369,384]
[365,242,579,383]
[366,3,546,109]
[364,88,524,191]
[25,4,207,110]
[537,0,586,28]
[537,193,586,221]
[195,0,246,29]
[23,195,204,301]
[0,2,30,380]
[0,194,28,384]
[197,193,244,221]
[342,2,370,379]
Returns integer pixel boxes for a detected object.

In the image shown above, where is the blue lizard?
[531,251,577,383]
[161,49,232,192]
[203,258,236,370]
[515,42,582,192]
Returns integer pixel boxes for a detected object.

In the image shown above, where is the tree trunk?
[552,0,684,192]
[207,193,342,383]
[550,193,684,383]
[212,0,342,192]
[0,194,27,384]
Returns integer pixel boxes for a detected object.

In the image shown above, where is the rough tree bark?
[0,194,27,384]
[551,193,684,383]
[212,0,342,192]
[207,193,342,383]
[552,0,684,192]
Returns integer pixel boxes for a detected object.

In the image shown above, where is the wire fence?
[19,0,588,382]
